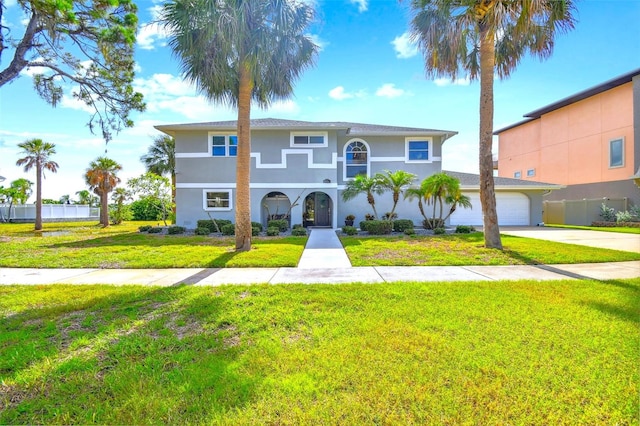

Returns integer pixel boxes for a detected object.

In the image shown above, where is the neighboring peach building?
[495,68,640,210]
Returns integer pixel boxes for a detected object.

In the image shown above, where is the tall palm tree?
[342,174,385,219]
[141,135,176,221]
[410,0,576,248]
[162,0,318,251]
[377,170,417,218]
[85,157,122,227]
[16,138,59,230]
[405,172,472,229]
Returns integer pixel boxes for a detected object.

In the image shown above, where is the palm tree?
[405,172,472,229]
[342,174,385,219]
[377,170,416,218]
[410,0,576,248]
[141,135,176,221]
[75,189,94,206]
[85,157,122,227]
[162,0,318,251]
[16,138,59,230]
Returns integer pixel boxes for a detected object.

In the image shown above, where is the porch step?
[297,228,352,268]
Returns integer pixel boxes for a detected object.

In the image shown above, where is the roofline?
[459,184,565,191]
[525,68,640,119]
[493,68,640,134]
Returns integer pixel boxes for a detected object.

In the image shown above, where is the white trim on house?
[251,150,337,169]
[179,182,338,189]
[290,131,329,148]
[176,152,210,158]
[202,189,233,211]
[405,137,434,163]
[336,156,442,162]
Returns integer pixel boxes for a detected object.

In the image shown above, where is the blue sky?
[1,0,639,201]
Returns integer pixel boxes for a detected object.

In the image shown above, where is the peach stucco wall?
[498,82,634,185]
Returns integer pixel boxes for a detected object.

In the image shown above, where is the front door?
[304,192,332,227]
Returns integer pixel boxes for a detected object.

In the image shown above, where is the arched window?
[345,140,368,179]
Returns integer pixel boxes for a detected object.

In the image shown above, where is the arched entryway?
[303,192,332,228]
[261,192,292,227]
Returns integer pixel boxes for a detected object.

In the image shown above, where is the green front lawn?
[0,222,306,268]
[341,233,640,266]
[547,224,640,234]
[1,280,637,424]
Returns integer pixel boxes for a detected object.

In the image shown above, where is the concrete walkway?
[0,261,638,286]
[297,228,352,268]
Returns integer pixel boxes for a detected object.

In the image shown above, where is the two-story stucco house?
[156,118,557,229]
[495,68,640,212]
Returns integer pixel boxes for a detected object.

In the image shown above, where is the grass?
[546,223,640,234]
[0,221,306,268]
[2,222,639,268]
[0,280,638,424]
[341,232,640,266]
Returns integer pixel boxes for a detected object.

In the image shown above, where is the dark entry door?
[304,192,332,227]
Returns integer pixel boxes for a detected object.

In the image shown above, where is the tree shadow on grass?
[0,284,262,424]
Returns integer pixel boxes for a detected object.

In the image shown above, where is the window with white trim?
[210,134,237,157]
[526,168,535,177]
[514,171,522,179]
[609,138,624,168]
[290,131,328,147]
[405,138,432,162]
[345,140,368,178]
[203,190,232,211]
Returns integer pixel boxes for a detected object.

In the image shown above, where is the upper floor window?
[210,133,237,157]
[203,190,232,211]
[610,138,624,168]
[526,168,535,177]
[405,138,432,162]
[345,140,368,179]
[514,171,522,179]
[290,131,328,148]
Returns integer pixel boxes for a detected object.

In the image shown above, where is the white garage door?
[450,192,530,226]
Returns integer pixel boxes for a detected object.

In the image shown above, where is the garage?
[450,192,530,226]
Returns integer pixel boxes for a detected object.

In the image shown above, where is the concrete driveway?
[500,227,640,253]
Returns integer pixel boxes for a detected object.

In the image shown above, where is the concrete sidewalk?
[297,228,352,268]
[0,261,638,286]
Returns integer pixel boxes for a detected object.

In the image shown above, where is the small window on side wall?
[514,171,522,179]
[210,134,238,157]
[610,138,624,168]
[405,138,432,162]
[290,132,328,147]
[526,168,535,177]
[203,190,232,211]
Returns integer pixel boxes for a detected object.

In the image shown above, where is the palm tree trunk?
[367,192,379,219]
[100,191,109,227]
[235,62,253,252]
[478,22,503,249]
[35,163,42,231]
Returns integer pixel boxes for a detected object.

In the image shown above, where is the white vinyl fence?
[0,204,100,222]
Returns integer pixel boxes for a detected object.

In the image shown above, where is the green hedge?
[138,225,152,232]
[342,225,357,235]
[148,227,163,234]
[291,227,307,236]
[267,219,289,232]
[194,227,210,236]
[197,219,232,233]
[365,220,393,235]
[266,227,280,236]
[455,225,476,234]
[167,226,186,235]
[251,221,263,231]
[393,219,414,232]
[221,223,235,236]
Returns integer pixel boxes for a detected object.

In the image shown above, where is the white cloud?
[434,77,471,87]
[137,21,169,50]
[375,83,405,98]
[349,0,368,12]
[307,33,328,52]
[392,32,418,59]
[328,86,353,100]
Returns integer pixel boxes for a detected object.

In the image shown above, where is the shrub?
[291,227,307,236]
[616,210,633,223]
[252,226,261,237]
[130,198,164,221]
[292,223,303,229]
[194,227,210,236]
[345,214,355,221]
[167,226,186,235]
[433,227,446,235]
[251,221,263,231]
[268,219,289,232]
[266,227,280,236]
[365,213,375,221]
[423,218,445,229]
[366,220,393,235]
[455,225,476,234]
[393,219,414,232]
[404,228,416,236]
[342,225,358,235]
[359,221,371,232]
[630,205,640,220]
[599,203,616,222]
[221,223,235,236]
[197,219,232,233]
[148,227,163,234]
[138,225,152,232]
